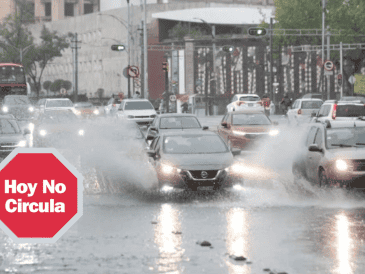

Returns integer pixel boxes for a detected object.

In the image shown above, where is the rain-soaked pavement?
[1,115,365,274]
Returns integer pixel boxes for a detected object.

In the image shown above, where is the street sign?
[324,60,334,71]
[128,66,139,78]
[324,70,333,76]
[349,75,356,84]
[0,148,83,243]
[170,95,176,102]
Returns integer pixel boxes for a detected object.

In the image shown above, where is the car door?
[306,128,325,181]
[304,126,320,180]
[288,100,299,122]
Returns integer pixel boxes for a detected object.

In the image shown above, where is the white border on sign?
[324,61,334,71]
[0,148,84,244]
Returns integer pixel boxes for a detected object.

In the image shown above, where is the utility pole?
[140,21,144,98]
[327,26,330,100]
[71,33,81,102]
[269,17,274,101]
[127,0,131,98]
[322,0,326,99]
[340,42,343,98]
[143,0,148,99]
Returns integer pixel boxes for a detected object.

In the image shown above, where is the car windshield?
[75,102,93,108]
[41,111,78,123]
[124,101,154,110]
[4,96,30,105]
[336,105,365,117]
[301,101,322,109]
[0,119,21,134]
[0,66,26,84]
[239,96,260,102]
[326,127,365,148]
[46,100,73,108]
[163,135,228,154]
[232,113,271,125]
[160,117,201,129]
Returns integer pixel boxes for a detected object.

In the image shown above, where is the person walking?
[280,94,292,116]
[261,94,271,116]
[133,91,141,99]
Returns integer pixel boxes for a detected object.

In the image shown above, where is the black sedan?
[146,113,208,141]
[146,130,243,192]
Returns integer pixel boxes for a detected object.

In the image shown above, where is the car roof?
[159,130,217,137]
[123,99,150,102]
[45,98,72,101]
[158,113,198,118]
[237,94,260,97]
[299,98,323,101]
[323,100,364,105]
[318,119,365,129]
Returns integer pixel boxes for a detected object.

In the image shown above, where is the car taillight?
[113,104,116,107]
[332,104,337,120]
[257,102,263,106]
[298,109,302,115]
[238,102,245,106]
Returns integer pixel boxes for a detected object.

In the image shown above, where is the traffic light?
[222,45,234,53]
[111,45,126,51]
[248,27,267,37]
[337,74,343,87]
[162,62,168,71]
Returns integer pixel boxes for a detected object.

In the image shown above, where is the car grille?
[135,116,150,119]
[352,160,365,171]
[189,170,218,179]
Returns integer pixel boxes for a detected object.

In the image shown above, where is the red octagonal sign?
[0,148,83,243]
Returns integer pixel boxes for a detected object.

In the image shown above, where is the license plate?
[198,186,214,191]
[248,103,253,107]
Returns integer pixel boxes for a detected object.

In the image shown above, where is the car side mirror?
[273,121,279,126]
[231,148,241,156]
[147,149,156,157]
[308,144,322,152]
[146,134,155,141]
[221,122,228,128]
[202,126,209,130]
[23,128,31,135]
[150,126,158,132]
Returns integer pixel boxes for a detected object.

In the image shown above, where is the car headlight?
[78,129,85,136]
[2,106,8,112]
[150,114,157,118]
[336,159,348,171]
[232,130,246,136]
[74,110,81,115]
[17,140,27,147]
[39,130,47,136]
[269,129,279,136]
[128,115,135,119]
[28,107,34,112]
[160,163,181,175]
[93,109,100,115]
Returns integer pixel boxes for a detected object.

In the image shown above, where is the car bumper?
[127,118,154,125]
[326,168,365,188]
[229,134,272,150]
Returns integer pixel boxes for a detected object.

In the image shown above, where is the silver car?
[287,98,323,125]
[117,99,157,126]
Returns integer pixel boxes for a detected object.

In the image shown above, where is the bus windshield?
[0,66,26,84]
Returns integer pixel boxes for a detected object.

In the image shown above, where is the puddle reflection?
[154,203,184,273]
[226,208,251,274]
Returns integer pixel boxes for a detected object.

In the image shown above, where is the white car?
[311,100,365,123]
[287,98,323,125]
[117,99,157,126]
[104,97,122,116]
[226,94,263,112]
[43,98,75,113]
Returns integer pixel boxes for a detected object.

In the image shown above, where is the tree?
[25,26,70,98]
[62,80,72,91]
[43,80,52,94]
[49,79,64,93]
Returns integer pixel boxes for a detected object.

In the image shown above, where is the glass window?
[301,101,323,109]
[306,127,318,146]
[150,136,160,150]
[4,96,30,105]
[293,101,299,109]
[163,135,228,154]
[222,114,228,123]
[239,96,260,102]
[46,100,73,108]
[160,117,201,129]
[232,113,271,125]
[124,101,154,110]
[336,105,365,117]
[231,96,238,102]
[74,102,93,108]
[318,105,331,117]
[84,3,93,14]
[326,128,365,148]
[64,3,74,16]
[0,119,21,134]
[0,66,26,84]
[45,2,51,16]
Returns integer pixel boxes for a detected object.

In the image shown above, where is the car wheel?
[318,169,328,188]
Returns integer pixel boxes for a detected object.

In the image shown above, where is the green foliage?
[62,80,72,91]
[50,79,64,92]
[43,81,52,90]
[169,23,206,40]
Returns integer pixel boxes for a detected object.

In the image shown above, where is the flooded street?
[1,185,365,274]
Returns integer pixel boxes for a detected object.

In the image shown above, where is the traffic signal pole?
[340,42,343,98]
